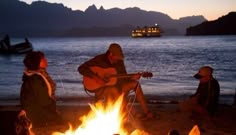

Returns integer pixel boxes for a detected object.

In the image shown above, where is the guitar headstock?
[141,72,153,78]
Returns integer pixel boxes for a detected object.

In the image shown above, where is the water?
[0,36,236,105]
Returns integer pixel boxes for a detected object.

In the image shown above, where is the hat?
[194,66,213,79]
[108,43,124,60]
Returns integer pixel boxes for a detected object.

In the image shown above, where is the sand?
[1,101,236,135]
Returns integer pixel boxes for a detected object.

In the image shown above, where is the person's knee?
[122,81,139,92]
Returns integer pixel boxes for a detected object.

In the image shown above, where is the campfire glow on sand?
[52,95,129,135]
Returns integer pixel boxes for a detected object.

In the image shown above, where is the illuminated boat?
[131,24,162,38]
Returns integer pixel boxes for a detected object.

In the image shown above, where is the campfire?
[50,94,201,135]
[52,95,130,135]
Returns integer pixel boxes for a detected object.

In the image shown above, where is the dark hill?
[0,0,207,37]
[186,12,236,35]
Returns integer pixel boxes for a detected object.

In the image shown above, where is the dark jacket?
[20,73,62,127]
[193,78,220,115]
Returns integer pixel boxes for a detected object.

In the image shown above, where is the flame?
[52,95,128,135]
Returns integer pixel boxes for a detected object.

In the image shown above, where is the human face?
[39,56,48,69]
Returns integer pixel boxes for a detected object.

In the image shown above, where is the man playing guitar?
[78,43,153,120]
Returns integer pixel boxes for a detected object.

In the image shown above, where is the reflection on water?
[0,36,236,104]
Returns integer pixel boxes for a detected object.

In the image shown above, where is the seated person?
[78,43,153,120]
[179,66,220,116]
[20,51,65,127]
[0,34,11,50]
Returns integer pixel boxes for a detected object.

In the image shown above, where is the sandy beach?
[1,98,236,135]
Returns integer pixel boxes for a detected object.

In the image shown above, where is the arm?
[116,60,141,80]
[78,56,100,77]
[78,56,108,85]
[190,83,201,98]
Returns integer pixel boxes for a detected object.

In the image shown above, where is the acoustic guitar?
[83,66,153,91]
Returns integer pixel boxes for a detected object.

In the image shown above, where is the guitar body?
[83,66,118,91]
[83,66,153,91]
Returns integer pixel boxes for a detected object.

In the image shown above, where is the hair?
[23,51,45,70]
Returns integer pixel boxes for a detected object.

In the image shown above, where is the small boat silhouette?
[0,35,33,54]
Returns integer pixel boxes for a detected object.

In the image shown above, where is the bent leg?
[121,80,149,114]
[95,86,120,103]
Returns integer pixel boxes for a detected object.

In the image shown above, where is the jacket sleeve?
[78,56,100,77]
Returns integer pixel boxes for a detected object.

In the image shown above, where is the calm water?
[0,36,236,104]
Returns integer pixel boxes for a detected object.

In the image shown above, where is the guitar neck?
[110,73,139,78]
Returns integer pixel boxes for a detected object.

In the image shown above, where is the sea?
[0,36,236,105]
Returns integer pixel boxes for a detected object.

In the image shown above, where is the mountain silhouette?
[186,12,236,35]
[0,0,207,37]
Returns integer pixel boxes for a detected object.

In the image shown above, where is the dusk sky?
[20,0,235,21]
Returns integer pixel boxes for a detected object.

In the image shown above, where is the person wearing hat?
[78,43,153,120]
[179,66,220,116]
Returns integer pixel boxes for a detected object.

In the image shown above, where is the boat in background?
[0,35,33,54]
[132,24,162,38]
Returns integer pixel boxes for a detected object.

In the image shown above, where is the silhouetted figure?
[0,34,11,50]
[179,66,220,116]
[4,34,10,45]
[78,43,153,120]
[25,38,29,43]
